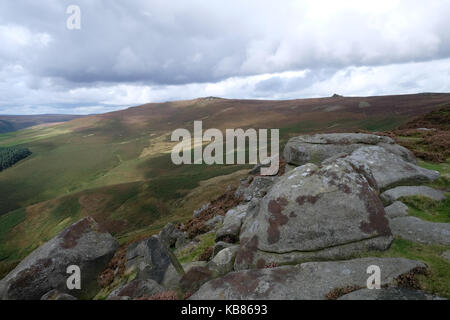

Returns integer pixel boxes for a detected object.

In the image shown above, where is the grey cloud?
[0,1,449,114]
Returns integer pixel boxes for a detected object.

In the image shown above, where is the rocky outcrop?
[283,133,415,166]
[389,217,450,245]
[235,162,392,270]
[190,258,426,300]
[381,186,446,204]
[384,201,409,219]
[0,217,118,300]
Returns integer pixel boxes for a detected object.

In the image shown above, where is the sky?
[0,0,449,115]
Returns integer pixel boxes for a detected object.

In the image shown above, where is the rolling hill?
[0,114,84,134]
[1,93,450,276]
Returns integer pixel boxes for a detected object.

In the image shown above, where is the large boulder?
[380,186,446,204]
[235,162,392,270]
[342,146,439,190]
[283,133,415,166]
[389,217,450,246]
[190,258,426,300]
[0,217,118,300]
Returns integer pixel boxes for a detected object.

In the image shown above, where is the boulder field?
[0,133,447,300]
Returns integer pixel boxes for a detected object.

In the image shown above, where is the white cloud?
[0,0,449,114]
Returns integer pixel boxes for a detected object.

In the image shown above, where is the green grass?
[176,232,216,264]
[361,238,450,298]
[399,196,450,223]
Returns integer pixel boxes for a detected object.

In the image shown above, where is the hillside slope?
[1,93,450,276]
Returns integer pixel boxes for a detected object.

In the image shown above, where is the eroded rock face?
[235,162,392,270]
[283,133,414,166]
[0,217,118,300]
[342,146,439,191]
[191,258,426,300]
[381,186,446,204]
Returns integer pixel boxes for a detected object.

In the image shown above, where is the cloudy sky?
[1,0,449,115]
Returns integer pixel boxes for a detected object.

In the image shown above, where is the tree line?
[0,146,31,171]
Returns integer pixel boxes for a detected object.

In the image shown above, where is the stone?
[381,186,446,205]
[212,241,235,257]
[343,146,439,190]
[215,204,249,243]
[283,133,415,166]
[41,289,77,300]
[239,176,278,202]
[161,261,207,290]
[190,258,426,300]
[107,279,165,300]
[208,246,239,275]
[193,203,210,218]
[389,217,450,245]
[0,217,118,300]
[159,223,186,249]
[204,215,224,228]
[384,201,409,219]
[441,251,450,262]
[125,235,184,284]
[235,162,392,270]
[337,287,446,300]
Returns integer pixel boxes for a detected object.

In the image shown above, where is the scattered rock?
[215,204,249,243]
[107,279,166,300]
[337,287,446,300]
[0,217,118,300]
[343,146,439,190]
[381,186,446,204]
[235,162,392,270]
[190,258,426,300]
[389,217,450,245]
[41,289,77,300]
[384,201,409,219]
